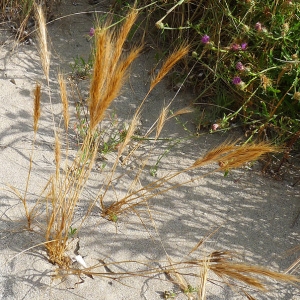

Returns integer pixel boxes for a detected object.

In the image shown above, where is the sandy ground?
[0,1,299,299]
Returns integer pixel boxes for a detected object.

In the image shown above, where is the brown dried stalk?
[33,83,41,133]
[54,132,61,180]
[156,106,169,139]
[210,261,300,291]
[192,140,237,168]
[118,112,141,156]
[58,74,69,130]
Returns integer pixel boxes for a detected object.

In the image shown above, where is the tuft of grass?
[88,9,143,131]
[40,7,143,267]
[102,139,277,219]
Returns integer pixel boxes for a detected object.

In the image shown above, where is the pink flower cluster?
[231,42,247,51]
[89,27,95,37]
[236,62,245,71]
[254,22,268,33]
[201,34,210,44]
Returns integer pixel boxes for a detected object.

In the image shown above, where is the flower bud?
[293,92,300,101]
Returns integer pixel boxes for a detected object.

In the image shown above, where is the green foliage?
[74,99,129,157]
[163,290,176,299]
[184,284,198,294]
[144,0,300,150]
[70,55,93,80]
[100,129,127,155]
[68,226,77,238]
[0,0,57,25]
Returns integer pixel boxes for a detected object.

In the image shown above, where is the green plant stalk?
[150,139,182,176]
[155,0,187,29]
[223,86,260,124]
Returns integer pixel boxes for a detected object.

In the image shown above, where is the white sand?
[0,2,299,299]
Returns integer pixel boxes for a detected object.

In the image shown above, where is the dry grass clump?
[102,140,278,219]
[88,9,143,131]
[44,130,99,266]
[52,249,300,299]
[36,6,144,266]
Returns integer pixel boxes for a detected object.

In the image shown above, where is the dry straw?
[103,140,278,218]
[150,45,189,91]
[33,83,41,133]
[155,106,169,139]
[58,73,69,130]
[210,261,300,291]
[34,4,50,81]
[198,256,209,300]
[118,112,141,156]
[192,140,279,170]
[54,132,61,180]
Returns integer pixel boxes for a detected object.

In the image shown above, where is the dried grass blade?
[243,291,257,300]
[218,143,279,171]
[89,29,111,130]
[168,106,194,119]
[210,262,300,291]
[58,74,69,130]
[33,83,41,133]
[192,141,237,168]
[54,132,61,180]
[110,9,138,73]
[156,107,168,139]
[199,256,210,300]
[150,45,189,91]
[188,227,221,256]
[118,112,141,156]
[34,4,50,81]
[90,45,142,128]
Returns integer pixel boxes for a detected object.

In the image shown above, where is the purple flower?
[89,27,95,37]
[236,62,245,71]
[255,22,262,31]
[232,77,246,90]
[241,42,247,50]
[231,43,241,51]
[232,76,242,85]
[201,34,210,44]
